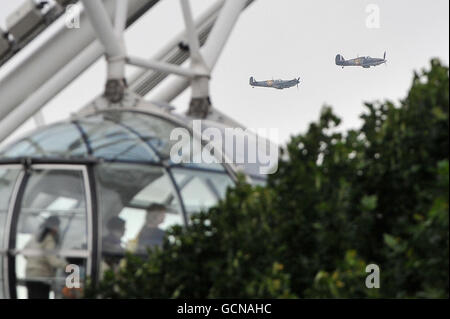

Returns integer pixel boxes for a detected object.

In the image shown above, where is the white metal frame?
[82,0,126,80]
[128,0,226,95]
[0,0,254,144]
[80,0,229,115]
[0,0,159,143]
[2,165,25,299]
[2,164,94,299]
[152,0,249,103]
[0,41,103,143]
[79,0,249,106]
[80,0,213,84]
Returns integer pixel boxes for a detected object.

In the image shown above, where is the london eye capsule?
[0,105,265,299]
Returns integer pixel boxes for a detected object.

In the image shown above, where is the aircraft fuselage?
[249,77,300,89]
[335,53,387,68]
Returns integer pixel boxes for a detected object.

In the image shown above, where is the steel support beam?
[0,0,255,143]
[79,0,227,114]
[179,0,203,65]
[114,0,128,34]
[128,0,226,97]
[0,0,159,123]
[179,0,211,104]
[201,0,248,69]
[81,0,126,80]
[0,41,102,143]
[127,55,207,78]
[152,0,252,104]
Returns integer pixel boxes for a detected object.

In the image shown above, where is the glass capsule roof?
[0,111,177,163]
[0,110,228,171]
[0,109,277,182]
[0,109,239,299]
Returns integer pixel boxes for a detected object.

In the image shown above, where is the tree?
[86,59,449,299]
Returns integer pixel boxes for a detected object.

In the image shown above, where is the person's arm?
[42,235,67,269]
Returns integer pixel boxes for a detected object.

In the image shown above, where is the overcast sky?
[0,0,449,146]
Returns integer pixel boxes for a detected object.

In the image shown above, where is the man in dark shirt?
[102,216,126,270]
[136,203,166,254]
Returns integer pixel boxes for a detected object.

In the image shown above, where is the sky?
[0,0,449,146]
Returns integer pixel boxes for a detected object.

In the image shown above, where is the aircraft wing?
[251,79,274,87]
[251,81,269,87]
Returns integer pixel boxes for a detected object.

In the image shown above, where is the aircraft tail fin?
[335,54,345,65]
[249,76,255,85]
[383,51,386,60]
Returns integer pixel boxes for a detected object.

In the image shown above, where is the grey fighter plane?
[335,52,387,68]
[249,76,301,90]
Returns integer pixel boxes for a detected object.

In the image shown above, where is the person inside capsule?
[135,203,167,254]
[101,216,126,274]
[24,216,67,299]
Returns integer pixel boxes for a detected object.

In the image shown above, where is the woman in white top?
[25,216,67,299]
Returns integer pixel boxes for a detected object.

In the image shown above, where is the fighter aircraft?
[335,52,387,68]
[249,76,301,90]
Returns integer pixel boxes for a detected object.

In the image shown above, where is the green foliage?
[88,183,295,298]
[87,59,449,299]
[305,250,380,298]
